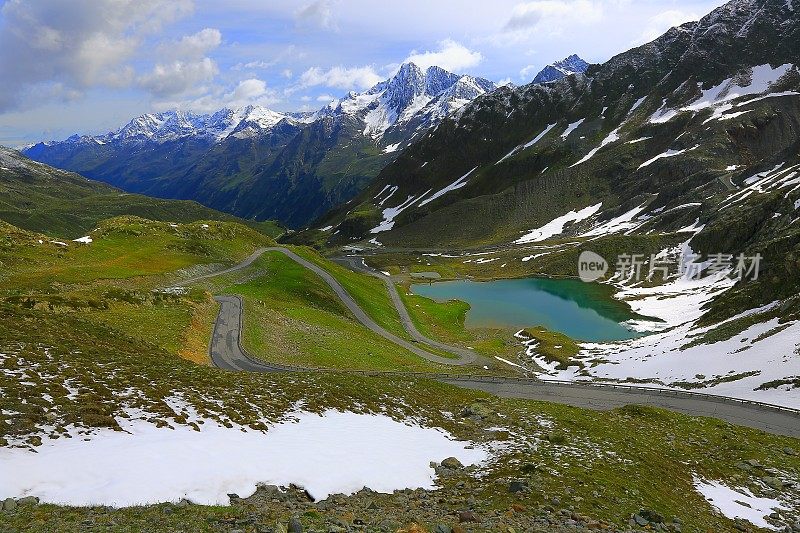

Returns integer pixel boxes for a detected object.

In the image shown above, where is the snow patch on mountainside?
[496,123,557,164]
[371,191,429,234]
[628,96,647,115]
[527,242,800,406]
[583,204,647,237]
[721,163,800,209]
[638,145,700,169]
[570,127,621,167]
[382,142,401,153]
[650,64,797,124]
[561,118,585,139]
[524,123,557,149]
[418,167,477,207]
[516,203,602,243]
[694,477,789,530]
[686,64,795,111]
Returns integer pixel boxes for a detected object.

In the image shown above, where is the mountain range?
[23,63,504,228]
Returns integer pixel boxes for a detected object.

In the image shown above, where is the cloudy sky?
[0,0,728,147]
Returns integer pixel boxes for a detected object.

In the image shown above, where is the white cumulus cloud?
[0,0,193,111]
[223,78,276,107]
[635,10,699,44]
[138,27,223,98]
[298,65,382,90]
[138,58,218,97]
[295,0,338,31]
[501,0,604,40]
[155,78,279,113]
[404,39,482,72]
[166,28,222,59]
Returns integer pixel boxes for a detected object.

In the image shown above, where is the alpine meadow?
[1,1,799,532]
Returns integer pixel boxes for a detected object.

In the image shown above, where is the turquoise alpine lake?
[411,277,647,342]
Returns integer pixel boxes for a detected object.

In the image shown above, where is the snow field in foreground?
[0,410,487,506]
[693,477,788,530]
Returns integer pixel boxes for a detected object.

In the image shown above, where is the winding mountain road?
[332,255,480,363]
[193,247,476,365]
[189,247,800,438]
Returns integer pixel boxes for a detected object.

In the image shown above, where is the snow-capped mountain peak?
[346,62,497,139]
[424,65,461,95]
[70,105,294,146]
[532,54,590,84]
[27,64,494,157]
[214,105,291,140]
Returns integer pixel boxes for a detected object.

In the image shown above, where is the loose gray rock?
[288,515,303,533]
[2,498,16,511]
[508,480,529,493]
[762,476,784,490]
[462,402,492,419]
[441,457,463,469]
[638,509,664,524]
[17,496,39,506]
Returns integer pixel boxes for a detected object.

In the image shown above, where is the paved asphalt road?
[192,247,475,364]
[192,248,800,438]
[332,255,481,364]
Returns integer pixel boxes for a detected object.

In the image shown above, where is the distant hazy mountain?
[0,147,246,236]
[23,64,495,228]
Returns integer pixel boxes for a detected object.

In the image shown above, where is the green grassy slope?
[1,292,798,532]
[1,216,798,531]
[201,251,448,372]
[0,147,284,239]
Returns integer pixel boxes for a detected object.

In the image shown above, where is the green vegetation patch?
[207,252,451,372]
[518,326,581,370]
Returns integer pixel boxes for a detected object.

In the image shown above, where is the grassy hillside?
[2,285,798,532]
[0,147,284,239]
[0,215,798,531]
[197,251,449,372]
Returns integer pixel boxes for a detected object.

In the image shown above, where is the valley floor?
[352,234,800,409]
[1,217,799,532]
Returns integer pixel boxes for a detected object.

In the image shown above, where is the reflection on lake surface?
[411,277,646,342]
